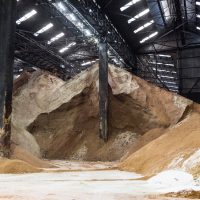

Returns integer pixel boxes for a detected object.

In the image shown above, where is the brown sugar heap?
[11,64,199,165]
[119,112,200,176]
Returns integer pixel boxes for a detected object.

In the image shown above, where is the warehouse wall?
[180,47,200,102]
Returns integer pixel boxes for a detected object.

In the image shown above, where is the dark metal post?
[0,0,16,157]
[177,49,182,94]
[99,38,108,141]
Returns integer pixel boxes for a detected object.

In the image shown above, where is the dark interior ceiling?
[95,0,198,53]
[14,0,200,100]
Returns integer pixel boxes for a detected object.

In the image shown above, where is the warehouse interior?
[1,0,200,199]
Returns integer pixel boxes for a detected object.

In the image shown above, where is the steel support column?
[0,0,16,156]
[99,41,108,141]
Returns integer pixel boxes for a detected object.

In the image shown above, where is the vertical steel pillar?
[177,49,182,94]
[99,39,108,141]
[0,0,16,157]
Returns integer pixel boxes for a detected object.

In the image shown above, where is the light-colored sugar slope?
[119,112,200,176]
[12,65,197,162]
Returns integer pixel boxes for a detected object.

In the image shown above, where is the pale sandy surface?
[0,161,198,200]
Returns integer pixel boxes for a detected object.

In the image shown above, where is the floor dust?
[0,161,197,200]
[0,159,41,174]
[11,145,53,168]
[166,190,200,199]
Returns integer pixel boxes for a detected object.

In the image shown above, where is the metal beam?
[66,0,135,70]
[99,40,108,141]
[188,78,200,94]
[0,0,16,157]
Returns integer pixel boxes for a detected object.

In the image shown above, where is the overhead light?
[163,81,177,84]
[134,20,154,33]
[149,61,162,65]
[152,68,177,74]
[196,1,200,6]
[197,26,200,30]
[34,23,54,37]
[158,54,171,58]
[128,9,150,24]
[168,86,179,89]
[158,75,176,79]
[59,42,76,53]
[81,60,96,66]
[165,63,174,66]
[16,9,37,25]
[120,0,141,12]
[140,31,158,43]
[149,62,174,66]
[47,32,65,45]
[168,85,178,89]
[170,89,178,92]
[197,14,200,18]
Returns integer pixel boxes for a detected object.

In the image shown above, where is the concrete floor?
[0,161,197,200]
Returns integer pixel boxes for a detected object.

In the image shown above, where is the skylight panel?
[140,31,158,43]
[128,9,150,24]
[16,10,37,25]
[59,42,76,53]
[134,20,154,33]
[196,1,200,6]
[160,0,171,21]
[120,0,141,12]
[34,23,54,37]
[47,32,65,45]
[57,2,66,11]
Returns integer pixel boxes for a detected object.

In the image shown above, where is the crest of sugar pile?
[168,149,200,172]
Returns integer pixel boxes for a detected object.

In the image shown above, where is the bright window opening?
[160,0,171,21]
